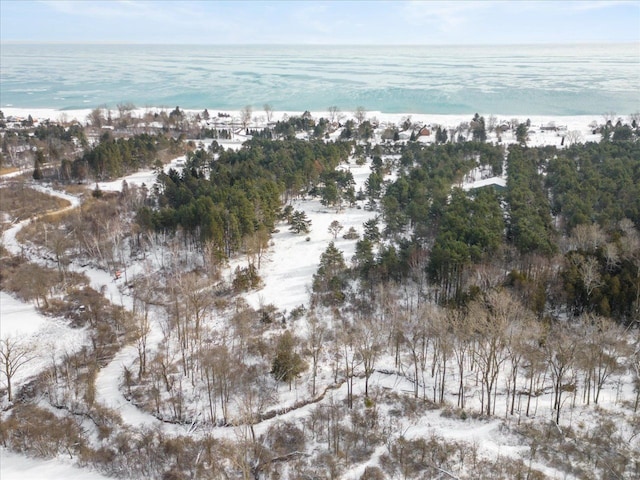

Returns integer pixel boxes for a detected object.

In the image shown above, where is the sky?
[0,0,639,45]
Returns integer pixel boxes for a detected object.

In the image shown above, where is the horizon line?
[2,40,639,47]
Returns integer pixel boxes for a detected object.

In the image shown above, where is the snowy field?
[0,448,112,480]
[0,292,90,392]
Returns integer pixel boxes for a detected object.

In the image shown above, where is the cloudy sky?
[1,0,639,45]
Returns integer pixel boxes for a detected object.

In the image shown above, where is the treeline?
[506,145,556,257]
[75,133,181,180]
[428,187,505,302]
[351,139,640,323]
[382,141,503,241]
[33,122,87,146]
[547,140,640,232]
[140,138,352,260]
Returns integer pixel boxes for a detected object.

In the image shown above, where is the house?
[418,126,431,137]
[496,123,510,134]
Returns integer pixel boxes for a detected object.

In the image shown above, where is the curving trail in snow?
[0,180,186,432]
[94,344,163,428]
[4,181,199,435]
[2,182,582,480]
[1,182,81,257]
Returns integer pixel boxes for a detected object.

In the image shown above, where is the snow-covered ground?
[2,106,636,479]
[1,186,89,397]
[0,448,113,480]
[0,291,90,400]
[243,160,377,313]
[0,291,50,337]
[96,155,186,192]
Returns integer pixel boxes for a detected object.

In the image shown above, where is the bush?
[232,265,262,292]
[263,421,306,457]
[360,466,385,480]
[343,226,359,240]
[0,404,85,458]
[288,304,306,321]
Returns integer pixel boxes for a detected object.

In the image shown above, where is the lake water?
[1,43,639,115]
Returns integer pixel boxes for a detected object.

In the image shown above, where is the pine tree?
[289,210,311,234]
[271,331,306,389]
[516,123,529,145]
[363,217,381,243]
[32,150,44,180]
[312,242,347,305]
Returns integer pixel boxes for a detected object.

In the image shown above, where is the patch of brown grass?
[59,183,90,196]
[0,182,71,222]
[0,166,19,175]
[16,194,121,249]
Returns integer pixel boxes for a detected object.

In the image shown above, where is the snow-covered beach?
[1,105,605,148]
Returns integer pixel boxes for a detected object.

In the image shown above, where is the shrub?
[232,265,262,292]
[0,404,85,458]
[343,226,360,240]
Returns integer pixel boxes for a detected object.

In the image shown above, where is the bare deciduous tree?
[602,242,620,271]
[241,105,253,129]
[341,327,362,409]
[578,255,603,298]
[185,272,214,342]
[565,130,583,146]
[263,103,273,124]
[117,102,135,127]
[327,220,343,240]
[428,306,451,405]
[545,322,579,424]
[401,305,430,399]
[87,107,105,128]
[131,270,158,379]
[487,114,498,132]
[245,227,270,270]
[355,314,383,398]
[307,313,326,397]
[569,224,606,252]
[504,310,537,416]
[579,314,627,405]
[450,307,472,409]
[1,336,36,402]
[328,106,340,123]
[469,291,514,416]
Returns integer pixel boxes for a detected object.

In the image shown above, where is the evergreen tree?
[436,126,448,144]
[471,114,487,142]
[289,210,312,234]
[32,150,44,180]
[516,123,529,145]
[271,331,306,389]
[363,217,381,243]
[353,238,375,276]
[321,181,341,209]
[312,242,348,305]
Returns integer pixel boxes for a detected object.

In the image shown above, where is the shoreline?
[1,105,605,128]
[2,105,612,150]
